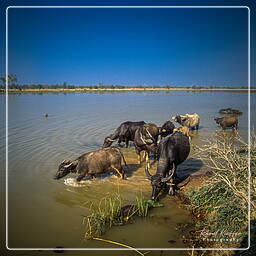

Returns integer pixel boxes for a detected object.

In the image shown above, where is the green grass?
[84,193,155,239]
[84,193,165,239]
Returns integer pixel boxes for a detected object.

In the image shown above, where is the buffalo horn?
[64,163,73,168]
[161,171,174,183]
[162,129,167,132]
[145,165,152,180]
[107,138,116,142]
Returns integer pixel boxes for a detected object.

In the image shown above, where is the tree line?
[0,74,253,90]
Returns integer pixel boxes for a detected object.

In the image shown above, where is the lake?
[0,91,254,255]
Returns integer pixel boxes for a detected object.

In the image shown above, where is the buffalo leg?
[112,166,124,179]
[136,149,141,164]
[168,166,176,196]
[145,151,150,169]
[76,173,86,182]
[125,139,129,148]
[137,154,141,164]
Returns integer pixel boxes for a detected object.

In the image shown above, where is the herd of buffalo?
[54,108,241,201]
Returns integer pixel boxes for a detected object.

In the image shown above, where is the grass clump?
[84,193,161,239]
[84,193,124,238]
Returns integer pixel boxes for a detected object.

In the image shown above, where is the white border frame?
[5,5,251,252]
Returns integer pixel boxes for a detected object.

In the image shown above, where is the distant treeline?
[0,75,254,90]
[0,84,254,90]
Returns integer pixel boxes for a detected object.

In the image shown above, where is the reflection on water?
[0,91,253,251]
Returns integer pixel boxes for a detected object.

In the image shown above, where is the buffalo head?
[102,135,115,148]
[171,115,182,124]
[145,166,174,201]
[54,159,76,180]
[214,117,223,124]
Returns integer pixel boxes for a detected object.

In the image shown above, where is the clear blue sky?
[0,0,255,86]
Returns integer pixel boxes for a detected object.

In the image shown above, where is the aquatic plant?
[84,193,124,238]
[134,196,149,217]
[84,193,163,239]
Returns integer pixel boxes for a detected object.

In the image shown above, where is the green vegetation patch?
[84,194,163,239]
[186,133,256,247]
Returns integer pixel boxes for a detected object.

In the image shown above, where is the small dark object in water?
[219,108,242,115]
[119,204,136,220]
[168,239,176,244]
[53,246,64,253]
[44,113,48,118]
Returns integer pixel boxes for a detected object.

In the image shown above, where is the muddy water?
[0,91,253,254]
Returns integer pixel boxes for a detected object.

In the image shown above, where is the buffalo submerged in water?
[54,147,127,181]
[145,132,190,200]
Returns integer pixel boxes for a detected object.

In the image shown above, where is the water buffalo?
[171,113,200,130]
[54,147,127,181]
[145,132,190,200]
[214,116,238,129]
[103,121,146,148]
[219,108,242,115]
[159,121,175,139]
[134,123,159,168]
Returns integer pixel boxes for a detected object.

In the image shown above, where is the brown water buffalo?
[102,121,146,148]
[54,147,127,181]
[145,132,190,200]
[134,123,159,168]
[171,113,200,130]
[214,116,238,129]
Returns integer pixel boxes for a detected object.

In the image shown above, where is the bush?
[187,132,256,246]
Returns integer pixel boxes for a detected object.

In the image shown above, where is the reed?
[84,193,156,239]
[134,196,149,217]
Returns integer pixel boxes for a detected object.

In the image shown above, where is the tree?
[63,82,67,89]
[0,74,18,89]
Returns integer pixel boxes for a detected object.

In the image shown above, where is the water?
[0,91,254,254]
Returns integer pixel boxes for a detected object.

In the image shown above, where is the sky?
[0,0,254,86]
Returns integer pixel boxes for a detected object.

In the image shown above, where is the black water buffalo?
[159,121,175,139]
[134,123,159,168]
[145,132,190,200]
[102,121,146,148]
[171,113,200,130]
[219,108,242,115]
[214,116,238,129]
[54,147,127,181]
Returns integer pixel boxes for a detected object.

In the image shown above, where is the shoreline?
[1,88,255,93]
